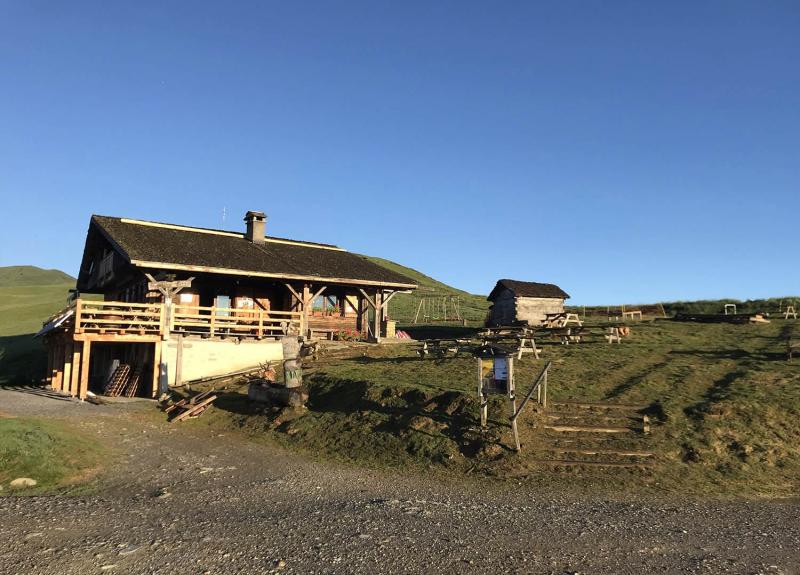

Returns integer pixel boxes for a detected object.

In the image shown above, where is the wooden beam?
[301,284,311,337]
[357,288,378,309]
[175,335,183,387]
[372,291,383,343]
[53,342,64,393]
[78,340,91,399]
[284,283,302,302]
[380,291,399,310]
[74,333,161,343]
[305,286,327,307]
[70,343,82,397]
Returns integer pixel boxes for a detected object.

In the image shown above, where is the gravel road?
[1,386,798,575]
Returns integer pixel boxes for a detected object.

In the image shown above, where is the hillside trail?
[1,386,799,575]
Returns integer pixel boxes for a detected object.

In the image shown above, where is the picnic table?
[478,326,540,359]
[542,313,582,328]
[543,325,586,345]
[418,338,473,358]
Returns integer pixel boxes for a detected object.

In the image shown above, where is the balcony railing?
[75,300,162,335]
[172,305,301,338]
[69,299,302,339]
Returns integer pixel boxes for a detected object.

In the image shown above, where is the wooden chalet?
[41,211,417,399]
[487,279,570,326]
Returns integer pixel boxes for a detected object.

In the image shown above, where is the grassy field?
[0,266,75,385]
[0,416,107,493]
[3,263,800,497]
[188,317,800,497]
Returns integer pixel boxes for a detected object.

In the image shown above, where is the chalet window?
[236,296,254,309]
[215,295,231,316]
[179,293,194,303]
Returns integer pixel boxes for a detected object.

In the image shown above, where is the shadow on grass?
[669,349,789,362]
[210,374,498,459]
[401,325,481,340]
[684,369,748,420]
[0,334,46,387]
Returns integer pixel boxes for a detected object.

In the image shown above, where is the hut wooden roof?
[487,279,570,301]
[83,215,418,289]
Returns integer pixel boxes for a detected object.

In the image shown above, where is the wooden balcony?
[172,305,301,338]
[63,299,302,341]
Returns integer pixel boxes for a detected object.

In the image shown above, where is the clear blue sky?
[1,1,798,304]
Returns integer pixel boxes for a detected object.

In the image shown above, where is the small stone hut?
[487,279,570,326]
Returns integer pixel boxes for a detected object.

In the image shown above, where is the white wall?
[163,336,283,386]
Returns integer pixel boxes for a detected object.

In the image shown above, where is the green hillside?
[0,266,75,385]
[0,265,74,287]
[364,256,490,325]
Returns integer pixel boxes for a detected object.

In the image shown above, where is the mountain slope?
[364,256,489,324]
[0,266,75,385]
[0,265,75,287]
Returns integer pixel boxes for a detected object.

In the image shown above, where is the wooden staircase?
[531,400,656,469]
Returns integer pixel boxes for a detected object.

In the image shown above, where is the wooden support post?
[74,299,83,334]
[542,368,548,409]
[510,397,520,450]
[478,360,488,428]
[373,291,383,343]
[78,340,91,399]
[53,342,64,393]
[175,335,184,387]
[70,343,82,397]
[301,284,310,338]
[151,341,161,398]
[45,342,54,388]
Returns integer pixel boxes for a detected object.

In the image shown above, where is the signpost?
[145,273,194,396]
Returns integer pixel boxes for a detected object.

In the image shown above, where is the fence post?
[210,306,216,336]
[542,366,548,409]
[74,299,83,334]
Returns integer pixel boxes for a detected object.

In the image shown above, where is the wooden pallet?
[104,364,131,397]
[122,365,143,397]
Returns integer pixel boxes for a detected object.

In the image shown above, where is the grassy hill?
[364,256,490,325]
[0,266,75,385]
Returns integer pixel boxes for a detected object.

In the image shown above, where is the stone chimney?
[244,211,266,244]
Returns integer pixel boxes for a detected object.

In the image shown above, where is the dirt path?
[1,387,798,575]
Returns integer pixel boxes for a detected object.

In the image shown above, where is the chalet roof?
[487,279,570,301]
[85,215,417,289]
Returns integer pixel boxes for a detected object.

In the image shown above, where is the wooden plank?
[171,395,217,422]
[78,340,91,399]
[175,335,183,387]
[53,342,64,393]
[70,343,82,397]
